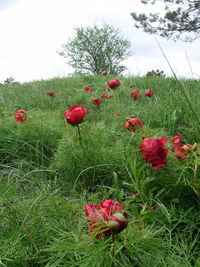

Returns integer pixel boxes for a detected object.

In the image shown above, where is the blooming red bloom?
[46,90,55,96]
[101,94,112,99]
[171,135,193,159]
[156,72,161,76]
[101,71,109,76]
[108,78,121,89]
[140,136,168,170]
[124,118,143,132]
[85,199,128,238]
[92,98,101,106]
[130,89,142,100]
[83,86,93,94]
[15,109,27,123]
[145,89,154,98]
[64,104,87,126]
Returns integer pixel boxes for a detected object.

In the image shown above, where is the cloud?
[0,0,21,10]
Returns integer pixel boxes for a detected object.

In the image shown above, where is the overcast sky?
[0,0,199,83]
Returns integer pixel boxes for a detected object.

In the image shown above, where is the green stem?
[76,124,82,147]
[111,232,116,265]
[194,164,200,197]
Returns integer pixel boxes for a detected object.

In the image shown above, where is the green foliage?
[131,0,200,41]
[59,24,132,74]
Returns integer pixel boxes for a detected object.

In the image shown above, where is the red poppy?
[15,109,27,123]
[46,90,55,96]
[101,71,109,76]
[140,136,168,170]
[101,94,112,99]
[64,104,87,126]
[130,89,142,100]
[124,118,143,132]
[145,89,154,97]
[92,98,101,106]
[83,86,93,94]
[171,135,193,159]
[108,78,121,89]
[156,72,161,76]
[85,199,128,238]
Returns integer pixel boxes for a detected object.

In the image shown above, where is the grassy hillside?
[0,74,199,266]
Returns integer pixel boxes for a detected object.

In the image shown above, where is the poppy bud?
[108,213,128,233]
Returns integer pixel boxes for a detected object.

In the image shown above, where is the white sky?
[0,0,199,83]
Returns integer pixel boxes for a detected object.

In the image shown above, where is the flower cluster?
[130,89,154,100]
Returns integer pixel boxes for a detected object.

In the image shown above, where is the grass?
[0,74,199,266]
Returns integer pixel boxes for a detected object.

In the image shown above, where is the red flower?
[124,118,143,132]
[64,104,87,126]
[85,199,128,238]
[108,78,121,89]
[101,94,112,99]
[101,71,109,76]
[145,89,154,97]
[140,136,168,170]
[15,109,27,123]
[92,98,101,106]
[83,86,93,94]
[171,135,193,159]
[130,89,142,100]
[156,72,161,76]
[46,90,55,96]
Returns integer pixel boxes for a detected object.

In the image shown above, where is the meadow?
[0,74,199,266]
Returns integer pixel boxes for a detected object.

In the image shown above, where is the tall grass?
[0,74,199,266]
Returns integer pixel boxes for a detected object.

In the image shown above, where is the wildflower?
[101,71,109,76]
[124,117,143,132]
[46,90,55,96]
[130,89,142,100]
[92,98,101,106]
[101,94,112,99]
[64,104,87,126]
[83,86,93,94]
[15,109,27,123]
[85,199,128,238]
[172,135,194,159]
[145,89,154,97]
[140,136,168,170]
[108,78,121,89]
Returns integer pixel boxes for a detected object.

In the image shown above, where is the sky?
[0,0,199,83]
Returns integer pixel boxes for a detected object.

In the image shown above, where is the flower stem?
[76,124,82,147]
[111,232,116,266]
[194,164,200,197]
